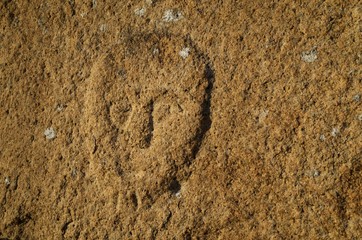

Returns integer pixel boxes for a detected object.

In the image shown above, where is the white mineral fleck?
[99,24,107,32]
[319,134,326,141]
[56,104,64,112]
[44,127,56,140]
[179,47,190,59]
[175,191,181,198]
[331,127,339,137]
[358,114,362,121]
[134,7,146,16]
[153,48,159,55]
[5,177,10,186]
[312,169,320,177]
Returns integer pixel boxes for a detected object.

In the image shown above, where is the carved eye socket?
[109,102,132,127]
[109,95,132,129]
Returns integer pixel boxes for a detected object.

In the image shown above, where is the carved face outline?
[83,32,211,196]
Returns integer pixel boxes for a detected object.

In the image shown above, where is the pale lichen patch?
[301,48,318,63]
[258,109,269,123]
[162,9,183,22]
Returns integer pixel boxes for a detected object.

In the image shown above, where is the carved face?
[82,32,210,198]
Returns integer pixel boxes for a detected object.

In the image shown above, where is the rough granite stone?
[0,0,361,239]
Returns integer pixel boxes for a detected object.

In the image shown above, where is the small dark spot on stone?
[130,193,138,208]
[184,230,192,240]
[168,179,181,194]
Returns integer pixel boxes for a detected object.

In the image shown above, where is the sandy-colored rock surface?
[1,0,361,239]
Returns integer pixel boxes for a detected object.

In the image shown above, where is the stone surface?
[0,0,361,239]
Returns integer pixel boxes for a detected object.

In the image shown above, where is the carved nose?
[128,101,154,149]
